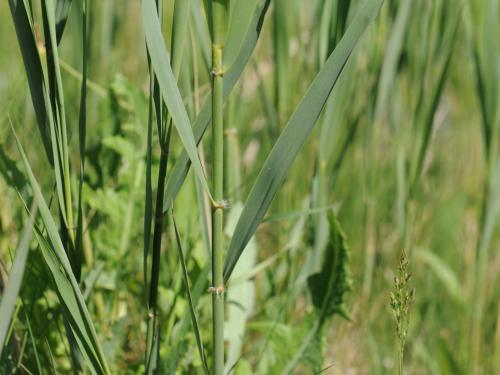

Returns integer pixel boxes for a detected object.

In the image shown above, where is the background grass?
[1,0,499,374]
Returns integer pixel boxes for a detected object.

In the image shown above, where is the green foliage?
[251,317,323,374]
[308,213,352,321]
[2,0,500,373]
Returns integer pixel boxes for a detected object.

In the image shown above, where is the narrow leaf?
[172,212,210,375]
[0,203,37,359]
[141,0,212,201]
[12,127,109,375]
[224,0,384,282]
[8,0,53,164]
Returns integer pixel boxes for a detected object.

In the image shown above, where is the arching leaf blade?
[141,0,212,201]
[223,0,384,282]
[0,203,37,359]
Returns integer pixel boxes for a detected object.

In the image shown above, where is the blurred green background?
[1,0,499,374]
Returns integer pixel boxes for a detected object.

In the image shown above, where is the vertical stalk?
[211,42,225,375]
[149,148,170,313]
[210,2,228,374]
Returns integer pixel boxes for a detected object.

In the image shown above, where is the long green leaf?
[8,0,53,164]
[75,0,87,282]
[12,128,110,375]
[0,203,37,360]
[374,0,412,118]
[224,0,384,282]
[409,8,460,190]
[141,0,212,201]
[171,212,210,375]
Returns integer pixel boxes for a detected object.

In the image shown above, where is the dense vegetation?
[0,0,499,373]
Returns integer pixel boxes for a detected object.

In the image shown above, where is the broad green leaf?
[224,0,384,282]
[141,0,212,201]
[0,203,37,359]
[163,0,272,210]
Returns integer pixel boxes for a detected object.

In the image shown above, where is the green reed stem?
[210,2,228,373]
[211,42,225,375]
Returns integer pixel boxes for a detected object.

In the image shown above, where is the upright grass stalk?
[209,1,229,374]
[144,0,191,368]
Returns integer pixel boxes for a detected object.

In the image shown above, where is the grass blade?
[223,0,384,282]
[143,89,154,295]
[8,0,52,164]
[171,212,210,375]
[75,0,88,282]
[12,126,110,375]
[374,0,412,118]
[409,9,460,190]
[0,203,37,360]
[141,0,213,201]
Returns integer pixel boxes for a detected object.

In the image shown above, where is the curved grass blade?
[0,203,37,360]
[374,0,412,119]
[409,10,460,191]
[163,0,272,210]
[223,0,384,282]
[42,0,74,237]
[145,0,192,367]
[8,0,52,164]
[414,248,464,305]
[141,0,213,201]
[172,212,210,375]
[12,128,110,375]
[35,231,105,374]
